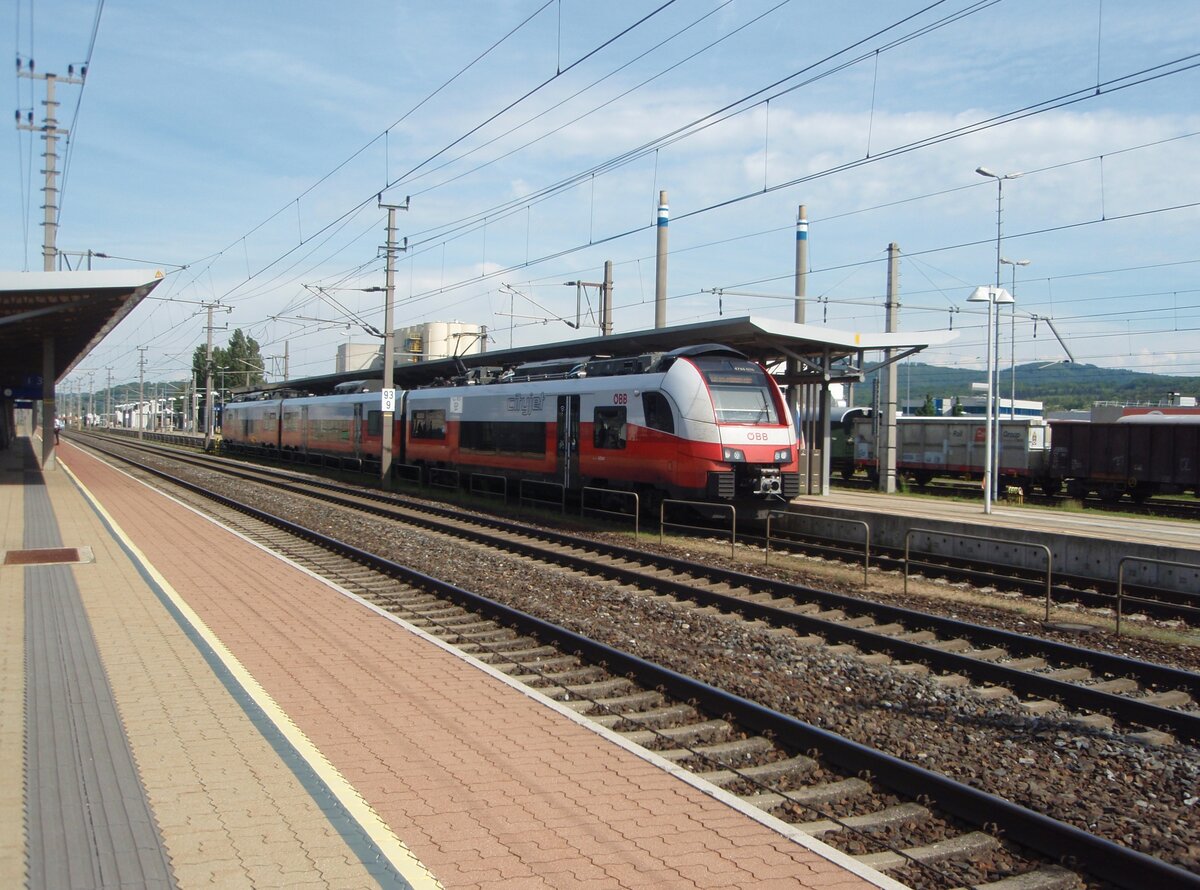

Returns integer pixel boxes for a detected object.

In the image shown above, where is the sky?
[6,0,1200,395]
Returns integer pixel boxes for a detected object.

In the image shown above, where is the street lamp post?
[977,167,1021,498]
[967,286,1014,514]
[1000,257,1031,419]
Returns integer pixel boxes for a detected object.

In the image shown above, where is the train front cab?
[659,349,799,503]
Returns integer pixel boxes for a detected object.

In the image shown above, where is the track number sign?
[381,389,396,412]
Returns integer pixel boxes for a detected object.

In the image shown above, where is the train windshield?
[691,357,780,425]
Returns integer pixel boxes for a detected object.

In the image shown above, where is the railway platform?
[784,486,1200,596]
[1,433,889,890]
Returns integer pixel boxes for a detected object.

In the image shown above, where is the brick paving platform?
[3,435,896,889]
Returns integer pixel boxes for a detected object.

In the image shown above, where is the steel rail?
[96,451,1200,890]
[90,430,1200,620]
[84,438,1200,728]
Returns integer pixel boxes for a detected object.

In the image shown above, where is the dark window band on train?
[459,420,547,455]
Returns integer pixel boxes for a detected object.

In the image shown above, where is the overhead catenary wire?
[56,0,105,224]
[198,0,679,305]
[75,5,1200,385]
[176,0,974,310]
[382,50,1200,314]
[401,0,989,247]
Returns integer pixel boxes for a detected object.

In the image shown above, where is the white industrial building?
[335,321,486,373]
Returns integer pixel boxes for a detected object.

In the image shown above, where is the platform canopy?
[261,314,958,396]
[0,270,164,395]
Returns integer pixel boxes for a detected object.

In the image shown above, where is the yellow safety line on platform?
[59,460,443,890]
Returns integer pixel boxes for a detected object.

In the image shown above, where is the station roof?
[255,314,957,396]
[0,270,164,394]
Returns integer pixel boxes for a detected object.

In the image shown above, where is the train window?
[594,407,627,449]
[642,391,674,434]
[410,409,446,440]
[367,410,382,436]
[690,356,780,425]
[709,387,778,424]
[461,420,546,455]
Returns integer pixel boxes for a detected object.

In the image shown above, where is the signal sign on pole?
[381,388,396,413]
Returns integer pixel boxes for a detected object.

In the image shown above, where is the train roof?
[1115,414,1200,424]
[241,315,957,398]
[1050,415,1200,425]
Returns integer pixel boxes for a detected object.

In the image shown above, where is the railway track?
[78,432,1200,743]
[817,484,1200,621]
[758,521,1200,626]
[71,436,1200,890]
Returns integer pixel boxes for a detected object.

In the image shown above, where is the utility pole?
[202,302,231,450]
[105,367,112,427]
[881,243,901,494]
[378,195,410,487]
[791,205,810,491]
[137,347,148,440]
[563,265,612,334]
[205,306,215,449]
[602,261,613,336]
[654,190,668,328]
[16,60,85,270]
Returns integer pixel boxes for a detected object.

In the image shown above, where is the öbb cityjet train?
[221,344,801,507]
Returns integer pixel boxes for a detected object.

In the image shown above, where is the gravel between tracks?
[128,454,1200,877]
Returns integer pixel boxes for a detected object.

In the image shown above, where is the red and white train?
[221,344,800,505]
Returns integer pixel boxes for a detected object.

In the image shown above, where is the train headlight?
[774,448,791,462]
[722,447,746,461]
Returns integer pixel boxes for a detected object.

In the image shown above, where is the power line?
[403,0,985,246]
[57,0,105,223]
[199,0,672,300]
[192,0,968,308]
[383,49,1199,312]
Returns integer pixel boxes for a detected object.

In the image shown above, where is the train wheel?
[1098,484,1122,503]
[913,471,933,487]
[1041,479,1062,497]
[1066,480,1088,500]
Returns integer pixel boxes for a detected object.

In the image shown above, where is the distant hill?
[856,362,1200,412]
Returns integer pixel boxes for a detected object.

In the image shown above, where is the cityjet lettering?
[507,393,546,416]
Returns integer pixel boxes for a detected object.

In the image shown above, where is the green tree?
[192,329,266,390]
[915,393,937,416]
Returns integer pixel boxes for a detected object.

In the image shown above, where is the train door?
[556,395,580,490]
[352,402,363,461]
[301,405,310,455]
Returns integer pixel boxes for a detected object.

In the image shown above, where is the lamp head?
[976,166,997,178]
[967,286,1015,304]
